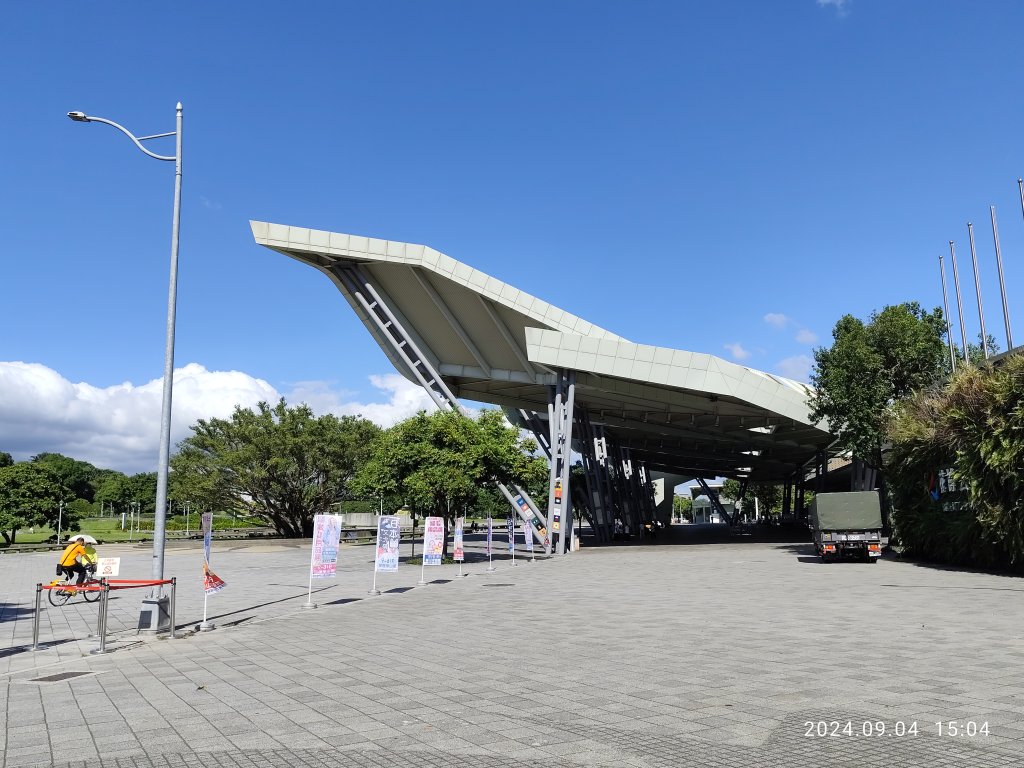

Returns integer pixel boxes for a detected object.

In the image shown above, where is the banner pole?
[302,519,318,609]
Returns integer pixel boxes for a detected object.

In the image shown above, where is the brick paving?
[2,526,1023,766]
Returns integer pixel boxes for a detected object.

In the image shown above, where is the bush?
[886,354,1024,571]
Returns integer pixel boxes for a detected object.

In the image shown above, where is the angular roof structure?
[251,221,833,482]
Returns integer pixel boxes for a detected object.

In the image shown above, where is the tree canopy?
[170,398,381,537]
[809,302,947,467]
[0,462,73,544]
[353,408,546,552]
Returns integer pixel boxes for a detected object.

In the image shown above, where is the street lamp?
[68,104,183,610]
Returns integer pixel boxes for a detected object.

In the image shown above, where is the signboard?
[453,517,465,562]
[310,514,342,579]
[486,517,493,555]
[97,557,120,578]
[203,564,226,595]
[375,515,401,573]
[523,521,534,553]
[201,512,213,564]
[506,516,515,552]
[423,516,445,566]
[552,481,562,532]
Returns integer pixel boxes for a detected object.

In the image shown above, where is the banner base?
[198,621,215,632]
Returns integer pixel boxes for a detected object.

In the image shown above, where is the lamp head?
[67,111,90,122]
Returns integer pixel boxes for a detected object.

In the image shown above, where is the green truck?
[810,491,883,563]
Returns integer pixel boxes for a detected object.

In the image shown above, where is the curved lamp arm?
[67,111,176,162]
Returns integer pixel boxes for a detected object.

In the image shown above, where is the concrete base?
[367,588,381,596]
[301,602,318,609]
[137,596,171,635]
[416,580,428,586]
[198,621,215,632]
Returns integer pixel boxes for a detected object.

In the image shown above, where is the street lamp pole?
[68,104,182,595]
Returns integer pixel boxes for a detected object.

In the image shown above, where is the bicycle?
[47,569,103,606]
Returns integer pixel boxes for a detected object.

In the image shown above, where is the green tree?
[672,494,693,522]
[171,398,381,537]
[0,462,73,544]
[354,409,545,555]
[0,452,13,468]
[810,302,947,468]
[32,453,100,503]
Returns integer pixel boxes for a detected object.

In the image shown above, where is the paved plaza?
[2,527,1024,767]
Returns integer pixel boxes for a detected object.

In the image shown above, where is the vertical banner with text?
[486,517,493,555]
[310,514,343,579]
[375,515,401,572]
[523,520,534,553]
[506,516,515,552]
[201,512,226,594]
[423,516,445,565]
[202,512,213,564]
[453,518,465,562]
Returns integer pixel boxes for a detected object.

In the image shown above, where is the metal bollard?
[93,579,106,639]
[169,578,177,639]
[91,583,109,655]
[32,584,42,651]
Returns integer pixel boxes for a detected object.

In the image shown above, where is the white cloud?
[817,0,849,15]
[199,195,222,211]
[723,342,751,361]
[287,373,438,426]
[763,313,790,329]
[0,362,439,475]
[795,329,818,345]
[776,355,813,382]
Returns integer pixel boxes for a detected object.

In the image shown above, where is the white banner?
[486,517,493,555]
[423,516,445,566]
[201,512,213,564]
[310,514,343,579]
[97,557,120,578]
[453,518,465,562]
[375,515,401,573]
[506,516,515,552]
[523,521,534,552]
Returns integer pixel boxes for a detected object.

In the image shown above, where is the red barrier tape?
[41,578,174,591]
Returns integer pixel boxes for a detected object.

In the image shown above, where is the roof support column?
[334,263,548,543]
[545,369,576,555]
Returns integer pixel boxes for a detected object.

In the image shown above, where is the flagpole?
[949,241,970,361]
[967,222,989,359]
[938,254,957,372]
[990,206,1013,350]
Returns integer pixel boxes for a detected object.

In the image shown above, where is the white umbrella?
[68,534,98,544]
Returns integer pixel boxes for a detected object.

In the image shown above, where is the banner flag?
[506,516,515,552]
[523,521,534,553]
[486,517,493,555]
[423,516,445,565]
[375,515,401,573]
[453,517,465,562]
[311,514,343,579]
[201,512,213,564]
[203,563,226,595]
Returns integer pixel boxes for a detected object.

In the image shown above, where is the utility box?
[137,596,171,634]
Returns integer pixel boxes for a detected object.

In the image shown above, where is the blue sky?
[2,1,1023,473]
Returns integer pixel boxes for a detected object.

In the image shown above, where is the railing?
[33,577,177,654]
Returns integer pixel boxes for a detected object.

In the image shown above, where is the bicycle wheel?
[82,581,101,603]
[47,585,71,607]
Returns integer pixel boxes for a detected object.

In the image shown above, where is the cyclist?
[57,535,88,585]
[81,540,99,576]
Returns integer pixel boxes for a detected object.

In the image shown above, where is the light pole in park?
[68,104,183,609]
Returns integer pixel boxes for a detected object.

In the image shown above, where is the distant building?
[687,484,737,525]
